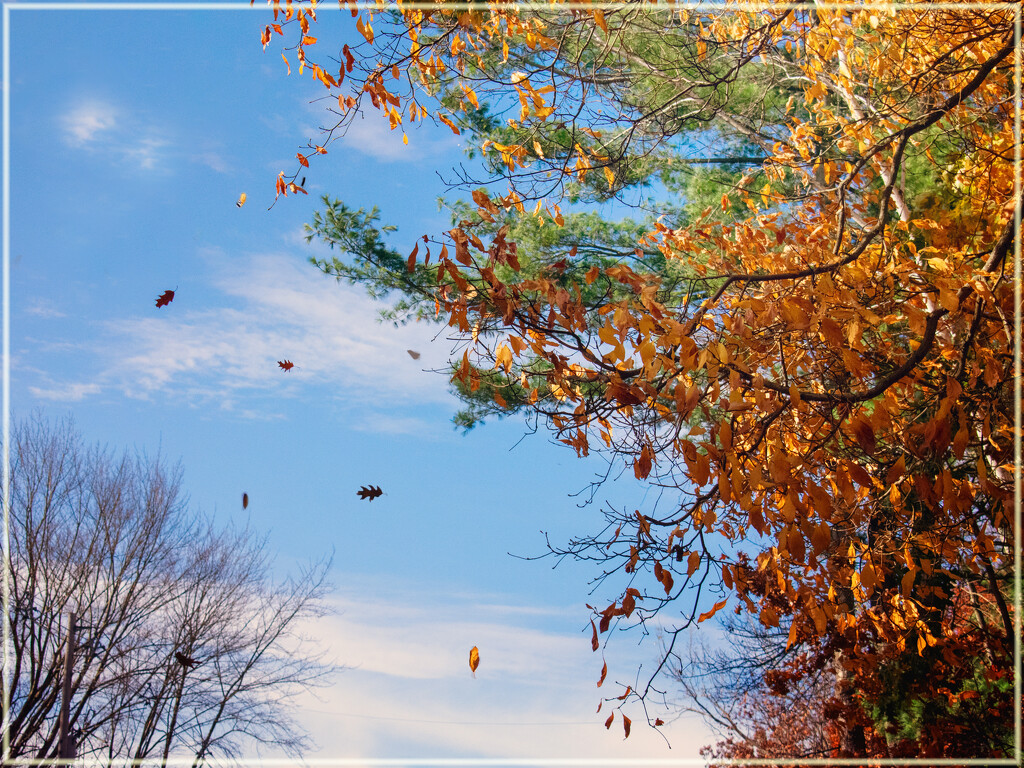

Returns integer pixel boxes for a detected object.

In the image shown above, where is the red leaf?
[155,289,175,308]
[278,360,295,371]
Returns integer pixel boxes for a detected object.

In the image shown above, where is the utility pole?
[58,611,76,761]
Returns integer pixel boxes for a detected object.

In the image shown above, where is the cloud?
[276,578,714,761]
[332,110,460,164]
[28,381,102,402]
[61,100,118,145]
[339,114,417,162]
[123,136,170,171]
[192,151,231,174]
[24,300,66,319]
[35,251,452,414]
[58,98,213,173]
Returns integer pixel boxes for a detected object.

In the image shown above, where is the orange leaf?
[622,714,631,738]
[698,598,727,623]
[407,242,419,273]
[297,153,310,168]
[278,360,295,371]
[469,646,480,677]
[597,661,607,687]
[236,192,247,208]
[604,713,614,729]
[590,619,599,651]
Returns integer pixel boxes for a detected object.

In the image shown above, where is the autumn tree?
[3,413,336,762]
[264,0,1019,756]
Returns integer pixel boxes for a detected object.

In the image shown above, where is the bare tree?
[2,413,336,763]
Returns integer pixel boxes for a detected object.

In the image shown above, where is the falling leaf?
[278,360,295,371]
[236,193,247,207]
[407,350,421,359]
[469,646,480,677]
[155,290,175,308]
[357,485,383,501]
[698,598,728,623]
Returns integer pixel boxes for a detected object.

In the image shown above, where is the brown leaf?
[597,661,607,687]
[590,619,599,651]
[155,290,175,308]
[622,714,631,738]
[242,493,249,510]
[357,485,383,501]
[407,349,421,360]
[278,360,295,371]
[604,713,614,729]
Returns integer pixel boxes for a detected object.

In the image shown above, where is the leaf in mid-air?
[236,193,247,207]
[357,485,383,501]
[155,290,175,308]
[469,646,480,677]
[242,493,249,510]
[407,350,421,359]
[278,360,295,371]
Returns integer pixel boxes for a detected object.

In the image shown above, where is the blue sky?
[6,4,715,760]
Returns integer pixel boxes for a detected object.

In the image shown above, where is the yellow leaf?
[235,192,247,208]
[495,344,514,373]
[469,646,480,676]
[593,8,608,33]
[603,166,615,187]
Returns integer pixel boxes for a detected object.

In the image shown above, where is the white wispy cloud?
[281,578,714,761]
[61,100,118,145]
[34,251,452,416]
[28,381,102,402]
[59,98,231,175]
